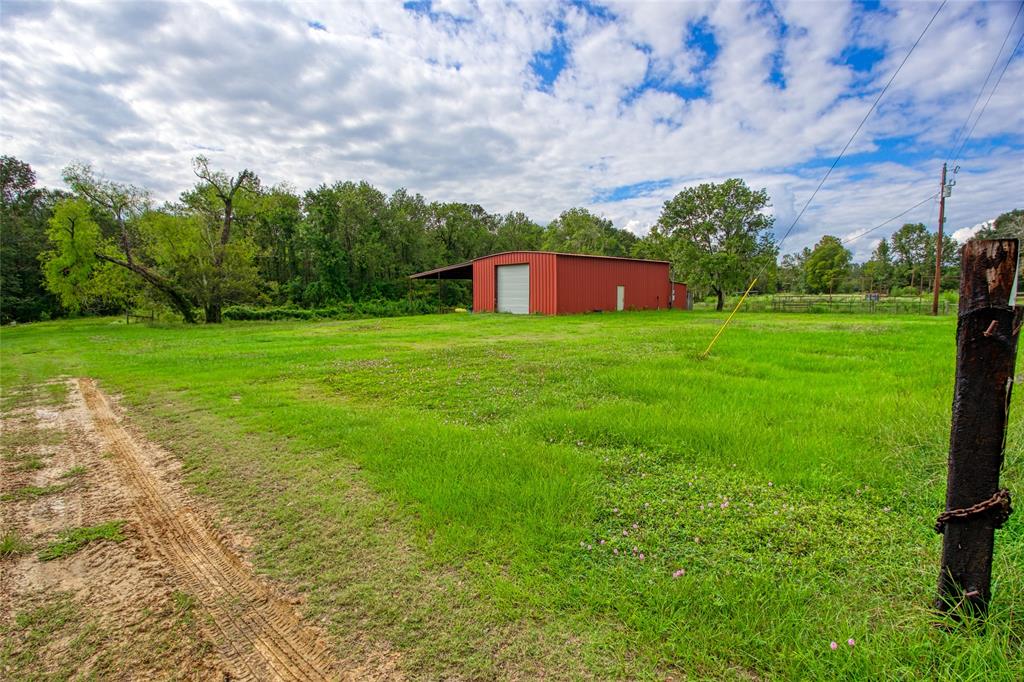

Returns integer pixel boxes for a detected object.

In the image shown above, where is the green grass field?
[2,311,1022,679]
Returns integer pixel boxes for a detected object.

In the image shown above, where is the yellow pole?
[700,277,758,359]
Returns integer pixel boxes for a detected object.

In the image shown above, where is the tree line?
[2,154,1020,323]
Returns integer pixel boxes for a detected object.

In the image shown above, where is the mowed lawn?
[2,311,1022,680]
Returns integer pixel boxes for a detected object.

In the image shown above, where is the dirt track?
[1,379,342,680]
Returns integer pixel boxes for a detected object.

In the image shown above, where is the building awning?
[408,261,473,279]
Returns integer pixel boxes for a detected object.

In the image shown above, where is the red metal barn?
[411,251,685,314]
[672,282,690,311]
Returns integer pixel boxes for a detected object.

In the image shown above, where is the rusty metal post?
[936,239,1021,621]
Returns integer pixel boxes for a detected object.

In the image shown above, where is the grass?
[13,457,45,472]
[1,311,1021,679]
[1,483,69,502]
[38,521,127,561]
[1,590,211,679]
[0,594,103,677]
[1,532,32,558]
[59,465,87,479]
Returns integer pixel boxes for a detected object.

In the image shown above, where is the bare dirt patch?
[1,379,348,680]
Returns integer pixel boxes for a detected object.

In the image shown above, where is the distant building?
[410,251,688,314]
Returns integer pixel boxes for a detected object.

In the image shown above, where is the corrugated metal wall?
[473,252,558,314]
[555,256,671,313]
[672,282,689,310]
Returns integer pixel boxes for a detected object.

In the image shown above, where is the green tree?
[804,235,851,294]
[41,198,147,314]
[298,181,393,305]
[52,164,198,322]
[975,209,1023,240]
[188,157,261,322]
[494,211,544,252]
[777,247,810,293]
[862,238,894,293]
[642,179,776,310]
[889,223,930,291]
[251,185,302,297]
[142,206,262,317]
[0,156,60,322]
[542,207,635,256]
[922,231,960,293]
[385,188,435,275]
[426,201,496,263]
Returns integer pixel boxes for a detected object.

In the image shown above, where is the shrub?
[223,299,435,322]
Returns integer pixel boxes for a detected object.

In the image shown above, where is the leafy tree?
[142,206,262,317]
[642,179,776,310]
[298,181,394,305]
[923,231,960,293]
[777,247,810,293]
[188,156,261,322]
[41,198,147,314]
[804,235,851,294]
[251,185,302,296]
[51,164,198,322]
[494,211,544,252]
[889,222,930,292]
[0,156,60,322]
[975,209,1023,240]
[862,238,894,293]
[543,207,635,256]
[426,201,496,263]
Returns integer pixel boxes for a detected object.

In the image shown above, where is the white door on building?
[616,285,625,311]
[496,264,530,314]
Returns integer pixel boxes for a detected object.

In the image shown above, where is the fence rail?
[696,295,955,315]
[767,296,951,315]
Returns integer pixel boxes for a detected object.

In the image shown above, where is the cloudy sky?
[2,0,1022,257]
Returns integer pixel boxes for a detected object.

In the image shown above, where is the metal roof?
[407,261,474,279]
[408,251,669,279]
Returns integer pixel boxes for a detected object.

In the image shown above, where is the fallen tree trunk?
[96,253,197,323]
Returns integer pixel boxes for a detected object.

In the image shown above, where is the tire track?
[78,378,337,681]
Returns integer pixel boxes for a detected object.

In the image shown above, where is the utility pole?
[932,163,948,316]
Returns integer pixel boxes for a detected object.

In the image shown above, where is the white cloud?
[0,0,1021,259]
[952,220,991,243]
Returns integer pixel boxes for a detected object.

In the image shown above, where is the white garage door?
[496,264,530,314]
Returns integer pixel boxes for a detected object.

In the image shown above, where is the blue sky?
[1,0,1022,258]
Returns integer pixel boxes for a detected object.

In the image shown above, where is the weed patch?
[14,456,46,471]
[60,465,88,478]
[1,483,69,502]
[38,521,126,561]
[1,532,32,558]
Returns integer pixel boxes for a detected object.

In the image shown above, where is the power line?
[701,0,948,358]
[840,192,940,246]
[949,22,1024,169]
[770,0,948,257]
[944,1,1024,166]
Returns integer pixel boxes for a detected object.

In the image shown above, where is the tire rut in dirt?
[78,378,336,682]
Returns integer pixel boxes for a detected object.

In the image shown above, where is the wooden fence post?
[936,238,1022,621]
